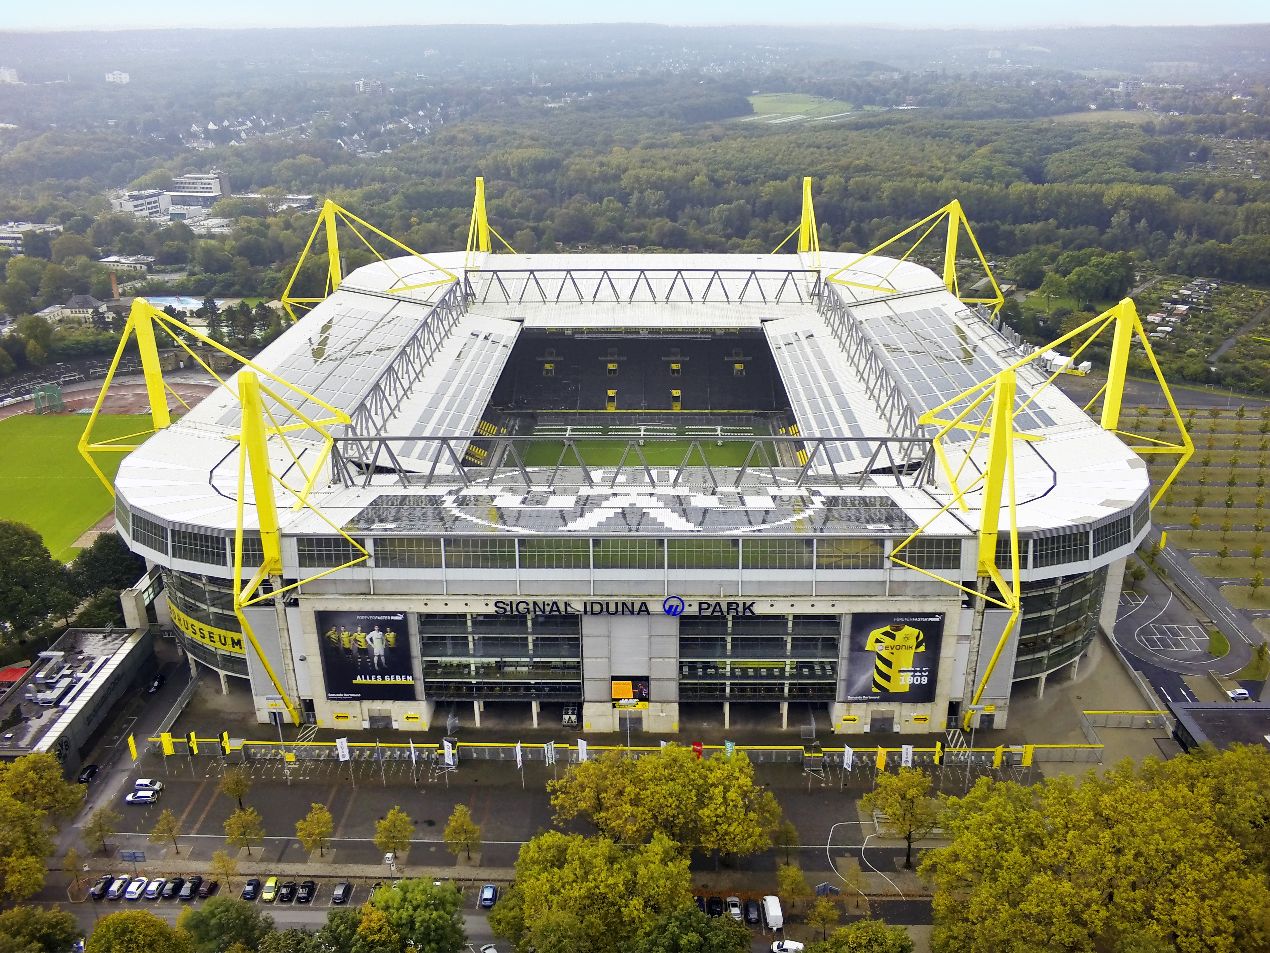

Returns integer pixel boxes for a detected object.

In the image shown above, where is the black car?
[694,895,706,914]
[179,876,203,901]
[331,881,353,905]
[277,881,297,903]
[296,880,316,904]
[478,884,498,908]
[706,896,724,918]
[78,764,100,784]
[162,878,184,900]
[241,878,261,901]
[147,673,165,694]
[744,899,761,925]
[89,875,112,901]
[198,879,219,899]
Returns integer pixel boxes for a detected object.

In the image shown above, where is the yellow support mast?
[771,176,820,268]
[465,176,517,269]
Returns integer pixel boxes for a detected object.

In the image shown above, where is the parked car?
[125,789,159,805]
[706,896,724,917]
[241,878,261,901]
[296,880,316,904]
[1228,688,1250,700]
[694,895,706,913]
[744,899,761,925]
[726,896,743,921]
[277,881,297,903]
[260,877,278,902]
[479,946,499,953]
[331,881,353,905]
[124,877,148,901]
[147,673,165,694]
[771,943,805,953]
[89,875,113,901]
[161,878,184,899]
[198,879,219,898]
[179,876,203,901]
[144,878,166,900]
[478,884,499,908]
[133,779,164,792]
[77,764,100,784]
[106,876,130,901]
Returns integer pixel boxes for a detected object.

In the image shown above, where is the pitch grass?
[0,414,152,561]
[519,438,757,468]
[1208,629,1231,659]
[746,93,853,119]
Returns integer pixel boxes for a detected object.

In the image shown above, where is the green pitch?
[0,414,153,561]
[519,438,758,468]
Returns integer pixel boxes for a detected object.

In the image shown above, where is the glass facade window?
[296,536,364,568]
[668,538,739,570]
[901,537,962,571]
[593,538,664,570]
[445,538,516,570]
[815,538,884,570]
[172,529,227,566]
[375,537,442,569]
[114,497,130,536]
[131,513,169,554]
[519,538,590,570]
[1093,516,1132,557]
[239,534,264,566]
[1034,531,1089,568]
[742,538,812,570]
[1131,496,1151,535]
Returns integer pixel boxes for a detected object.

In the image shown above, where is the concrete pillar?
[219,669,229,695]
[531,700,540,728]
[1071,653,1082,678]
[472,699,481,728]
[187,651,199,680]
[1036,671,1047,699]
[723,701,730,731]
[780,701,789,730]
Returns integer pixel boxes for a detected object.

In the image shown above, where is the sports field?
[514,422,771,467]
[0,413,152,561]
[742,93,854,124]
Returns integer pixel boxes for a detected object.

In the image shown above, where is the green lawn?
[745,93,853,120]
[519,439,759,468]
[0,414,152,561]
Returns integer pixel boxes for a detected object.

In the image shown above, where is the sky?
[1,0,1266,31]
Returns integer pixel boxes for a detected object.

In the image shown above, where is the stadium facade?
[101,190,1168,737]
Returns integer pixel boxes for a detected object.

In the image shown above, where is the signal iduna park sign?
[493,597,756,617]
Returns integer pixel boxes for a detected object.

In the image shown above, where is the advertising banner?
[316,610,415,701]
[611,675,651,709]
[843,612,944,704]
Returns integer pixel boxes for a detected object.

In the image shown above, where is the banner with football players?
[843,612,944,704]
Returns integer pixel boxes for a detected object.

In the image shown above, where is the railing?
[465,267,824,307]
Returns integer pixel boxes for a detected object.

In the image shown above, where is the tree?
[861,768,942,869]
[1251,571,1263,598]
[257,930,322,953]
[64,845,84,892]
[443,804,480,862]
[86,911,193,953]
[210,849,238,890]
[1254,543,1265,566]
[0,521,77,639]
[807,896,842,941]
[0,796,54,900]
[490,832,690,953]
[1189,512,1201,538]
[0,752,84,821]
[69,534,147,595]
[633,905,750,953]
[549,745,780,859]
[776,863,812,911]
[224,807,264,857]
[178,897,274,953]
[295,803,334,858]
[373,807,414,861]
[810,920,914,953]
[218,767,251,811]
[142,809,180,856]
[772,818,800,865]
[0,904,80,953]
[84,806,122,856]
[366,879,466,953]
[921,749,1270,953]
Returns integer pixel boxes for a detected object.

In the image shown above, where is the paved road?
[1150,530,1259,650]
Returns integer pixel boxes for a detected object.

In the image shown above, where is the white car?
[143,878,166,900]
[125,789,159,805]
[134,779,164,792]
[726,896,743,920]
[106,876,130,900]
[771,943,805,953]
[1227,688,1250,700]
[124,876,148,900]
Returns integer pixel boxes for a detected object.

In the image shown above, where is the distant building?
[0,67,18,84]
[98,254,155,273]
[355,78,384,94]
[42,294,104,326]
[168,169,231,208]
[111,190,170,219]
[105,70,130,85]
[0,221,62,254]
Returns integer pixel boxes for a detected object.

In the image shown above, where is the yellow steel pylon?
[465,176,517,269]
[772,177,820,269]
[280,199,459,322]
[824,199,1005,317]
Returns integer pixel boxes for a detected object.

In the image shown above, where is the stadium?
[91,180,1187,737]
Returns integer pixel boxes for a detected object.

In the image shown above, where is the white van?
[761,895,783,930]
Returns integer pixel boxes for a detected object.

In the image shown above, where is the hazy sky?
[2,0,1266,30]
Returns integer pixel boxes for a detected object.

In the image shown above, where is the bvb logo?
[662,596,685,617]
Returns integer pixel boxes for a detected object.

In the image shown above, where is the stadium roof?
[115,250,1150,553]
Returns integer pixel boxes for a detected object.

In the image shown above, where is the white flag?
[335,737,351,762]
[409,739,416,768]
[544,741,555,766]
[577,739,588,762]
[842,745,854,771]
[901,744,914,768]
[442,738,455,767]
[515,741,523,770]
